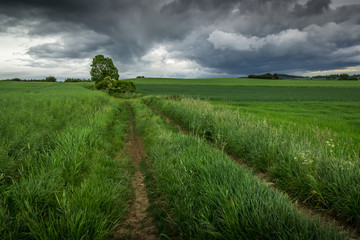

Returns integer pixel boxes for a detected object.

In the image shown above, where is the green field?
[1,79,359,239]
[133,78,360,146]
[147,96,360,226]
[136,84,360,101]
[132,99,351,239]
[211,101,360,143]
[131,77,360,87]
[0,81,132,239]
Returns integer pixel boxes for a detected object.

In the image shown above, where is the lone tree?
[45,76,56,82]
[90,54,119,83]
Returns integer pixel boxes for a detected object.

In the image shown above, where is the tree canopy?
[90,54,119,83]
[248,73,279,79]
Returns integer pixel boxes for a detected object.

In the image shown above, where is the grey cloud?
[28,30,113,59]
[1,0,360,77]
[0,14,17,31]
[293,0,331,16]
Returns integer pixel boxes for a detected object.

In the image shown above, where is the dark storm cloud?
[0,0,169,62]
[1,0,360,76]
[27,30,113,58]
[294,0,331,15]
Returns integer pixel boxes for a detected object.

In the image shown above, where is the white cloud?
[0,26,111,80]
[331,45,360,57]
[306,65,360,76]
[119,44,214,78]
[208,30,264,51]
[330,0,360,8]
[0,31,59,79]
[266,29,308,48]
[207,28,308,53]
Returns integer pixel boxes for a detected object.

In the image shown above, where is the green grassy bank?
[132,99,350,239]
[0,81,132,239]
[147,96,360,226]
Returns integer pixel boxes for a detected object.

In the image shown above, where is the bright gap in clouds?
[0,30,58,79]
[119,45,225,78]
[305,65,360,76]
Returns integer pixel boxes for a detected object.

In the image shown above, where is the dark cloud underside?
[1,0,360,76]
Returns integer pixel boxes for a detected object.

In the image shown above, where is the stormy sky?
[1,0,360,79]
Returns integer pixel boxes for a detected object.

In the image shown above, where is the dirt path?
[113,107,157,240]
[146,102,359,239]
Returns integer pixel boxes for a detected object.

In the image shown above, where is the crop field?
[1,79,359,239]
[0,81,132,239]
[135,84,360,101]
[146,97,359,223]
[211,101,360,144]
[131,77,360,87]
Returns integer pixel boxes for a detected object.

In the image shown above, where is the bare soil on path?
[112,106,158,240]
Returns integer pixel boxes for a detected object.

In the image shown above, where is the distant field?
[212,101,360,144]
[133,77,360,145]
[131,77,360,87]
[135,84,360,102]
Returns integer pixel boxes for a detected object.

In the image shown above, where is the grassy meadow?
[1,77,359,239]
[136,77,359,235]
[147,96,360,225]
[132,99,349,239]
[135,84,360,101]
[134,77,360,144]
[131,77,360,87]
[212,101,360,144]
[0,81,132,239]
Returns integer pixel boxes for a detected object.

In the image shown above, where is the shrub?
[109,80,136,94]
[45,76,57,82]
[95,76,113,90]
[248,73,275,79]
[338,73,358,80]
[65,78,91,82]
[95,76,136,94]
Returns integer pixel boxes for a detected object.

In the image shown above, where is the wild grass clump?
[131,100,349,239]
[146,96,360,225]
[0,82,132,239]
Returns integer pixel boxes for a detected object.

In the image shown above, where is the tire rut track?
[145,101,359,239]
[112,104,158,240]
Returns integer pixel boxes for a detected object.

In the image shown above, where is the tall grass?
[0,82,132,239]
[131,100,349,239]
[147,96,360,226]
[211,101,360,144]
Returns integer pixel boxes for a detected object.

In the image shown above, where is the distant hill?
[277,74,307,79]
[246,73,307,79]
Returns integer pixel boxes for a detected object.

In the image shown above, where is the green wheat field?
[0,79,359,239]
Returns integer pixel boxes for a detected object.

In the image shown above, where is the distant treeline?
[64,78,91,82]
[5,76,57,82]
[248,73,279,79]
[248,73,359,80]
[311,73,359,80]
[3,77,94,82]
